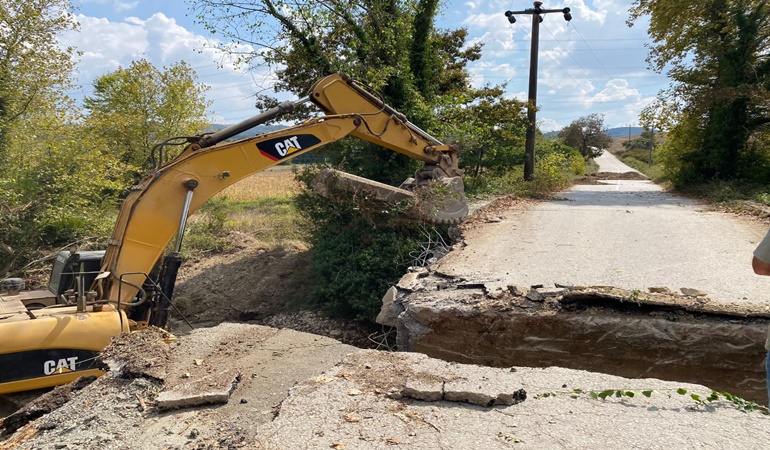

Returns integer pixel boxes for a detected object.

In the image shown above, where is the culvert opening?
[399,286,770,405]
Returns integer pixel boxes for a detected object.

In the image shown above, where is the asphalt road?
[442,151,770,307]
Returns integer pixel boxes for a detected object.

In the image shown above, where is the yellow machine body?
[0,297,128,394]
[0,73,467,394]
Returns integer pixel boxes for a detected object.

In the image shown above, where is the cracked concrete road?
[442,151,770,307]
[9,329,770,450]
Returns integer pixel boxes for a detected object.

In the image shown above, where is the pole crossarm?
[506,8,569,15]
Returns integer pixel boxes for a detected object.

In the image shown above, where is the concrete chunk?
[376,286,404,327]
[156,368,241,410]
[402,376,444,401]
[680,287,708,297]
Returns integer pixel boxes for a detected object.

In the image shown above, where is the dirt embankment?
[171,231,380,349]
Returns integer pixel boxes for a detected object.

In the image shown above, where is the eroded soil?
[171,231,379,348]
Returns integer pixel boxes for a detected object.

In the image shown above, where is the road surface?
[442,151,770,306]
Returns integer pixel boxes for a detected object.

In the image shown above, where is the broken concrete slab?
[254,351,770,449]
[4,326,770,449]
[1,324,358,449]
[155,368,241,410]
[382,274,770,404]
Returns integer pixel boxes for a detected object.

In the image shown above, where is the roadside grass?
[612,141,770,219]
[614,148,667,182]
[226,198,307,242]
[675,180,770,219]
[464,159,589,200]
[184,168,305,253]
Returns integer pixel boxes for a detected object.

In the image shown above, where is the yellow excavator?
[0,73,467,394]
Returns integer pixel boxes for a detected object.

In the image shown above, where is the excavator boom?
[101,73,467,309]
[0,74,468,394]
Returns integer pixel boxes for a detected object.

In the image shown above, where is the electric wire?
[569,21,613,78]
[513,22,587,91]
[541,21,594,80]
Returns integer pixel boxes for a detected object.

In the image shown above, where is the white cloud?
[114,1,138,12]
[586,79,641,105]
[566,0,607,25]
[62,12,281,124]
[538,117,562,132]
[64,15,147,76]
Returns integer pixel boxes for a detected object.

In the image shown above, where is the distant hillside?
[607,127,645,138]
[544,126,646,139]
[205,123,285,142]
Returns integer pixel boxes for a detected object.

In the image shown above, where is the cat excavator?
[0,73,468,394]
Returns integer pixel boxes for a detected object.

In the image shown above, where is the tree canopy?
[0,0,77,163]
[558,114,612,159]
[629,0,770,184]
[84,59,211,177]
[1,51,211,273]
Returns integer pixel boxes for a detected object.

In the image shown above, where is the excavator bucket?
[312,168,468,225]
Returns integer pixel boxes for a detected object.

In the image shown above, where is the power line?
[514,22,586,89]
[569,21,612,78]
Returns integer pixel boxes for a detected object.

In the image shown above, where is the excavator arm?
[0,73,468,395]
[98,73,468,319]
[307,74,462,178]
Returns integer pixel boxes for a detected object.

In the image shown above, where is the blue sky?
[64,0,662,132]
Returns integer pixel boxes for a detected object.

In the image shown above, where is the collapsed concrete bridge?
[379,272,770,403]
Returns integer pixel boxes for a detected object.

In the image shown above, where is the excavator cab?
[48,251,105,299]
[0,250,105,310]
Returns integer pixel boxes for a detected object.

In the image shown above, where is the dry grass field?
[216,166,300,201]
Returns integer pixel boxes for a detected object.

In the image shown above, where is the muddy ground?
[170,232,383,349]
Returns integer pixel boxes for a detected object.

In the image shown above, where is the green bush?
[184,196,234,253]
[293,165,443,320]
[464,140,584,198]
[39,214,99,246]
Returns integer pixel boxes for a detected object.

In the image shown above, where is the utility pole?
[649,127,654,166]
[506,2,572,181]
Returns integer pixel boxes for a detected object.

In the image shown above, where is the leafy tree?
[189,0,483,185]
[0,92,133,275]
[1,53,211,273]
[435,86,528,176]
[622,129,656,152]
[629,0,770,184]
[84,59,211,178]
[0,0,77,164]
[0,0,84,273]
[558,114,612,158]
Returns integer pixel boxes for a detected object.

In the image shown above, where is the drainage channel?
[386,281,770,405]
